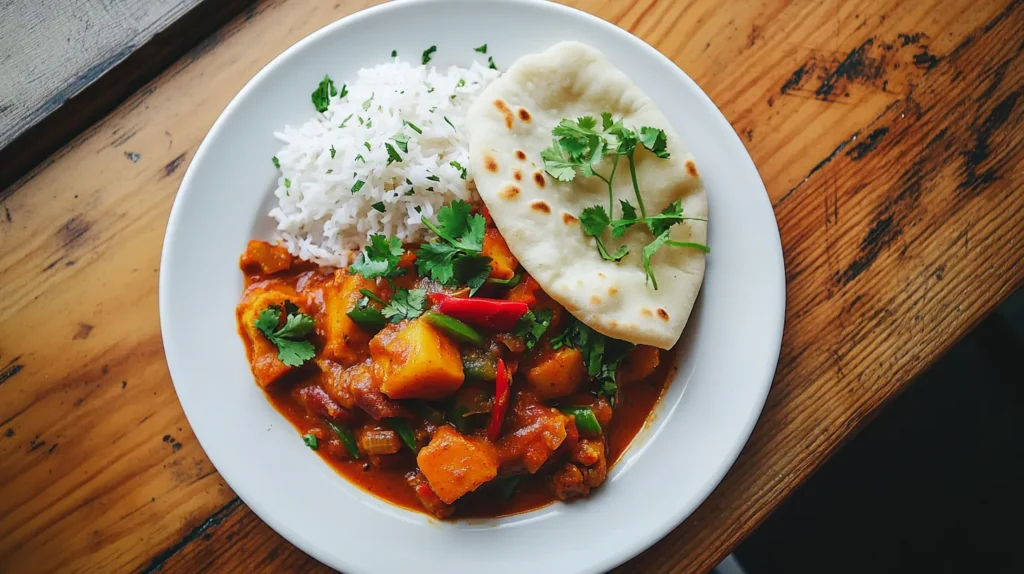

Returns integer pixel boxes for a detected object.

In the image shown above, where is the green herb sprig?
[415,200,492,294]
[540,114,708,288]
[551,318,633,404]
[254,301,316,367]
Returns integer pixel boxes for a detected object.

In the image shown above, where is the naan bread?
[466,42,707,350]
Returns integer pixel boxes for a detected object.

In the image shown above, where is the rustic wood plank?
[0,0,1021,573]
[0,0,254,190]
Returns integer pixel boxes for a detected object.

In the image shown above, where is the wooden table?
[1,0,1021,572]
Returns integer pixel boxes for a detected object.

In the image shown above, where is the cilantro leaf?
[415,241,459,284]
[641,231,711,289]
[453,254,493,295]
[580,205,628,262]
[422,45,437,65]
[272,156,280,168]
[371,201,386,213]
[382,288,427,323]
[404,120,422,134]
[339,84,348,99]
[385,142,403,165]
[350,234,405,280]
[392,133,410,153]
[601,112,614,131]
[416,201,490,287]
[362,93,374,111]
[329,145,336,159]
[541,140,578,182]
[351,180,365,193]
[254,303,316,367]
[647,199,685,237]
[391,49,397,58]
[488,56,498,70]
[302,433,319,450]
[639,126,670,158]
[513,308,552,350]
[474,44,487,53]
[610,199,639,239]
[311,75,337,113]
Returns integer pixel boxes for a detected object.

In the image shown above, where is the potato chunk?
[417,426,499,504]
[322,271,385,366]
[482,228,518,279]
[525,346,587,399]
[236,284,303,388]
[370,318,464,400]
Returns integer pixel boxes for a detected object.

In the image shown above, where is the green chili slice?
[388,418,419,453]
[422,311,485,347]
[326,421,360,459]
[559,406,602,437]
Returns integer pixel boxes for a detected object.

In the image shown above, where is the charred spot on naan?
[686,160,698,177]
[640,308,654,318]
[657,308,670,321]
[493,99,515,130]
[532,171,546,188]
[530,200,551,214]
[513,168,523,181]
[590,295,602,305]
[608,286,618,296]
[483,154,500,173]
[499,184,521,200]
[517,107,532,122]
[514,150,527,161]
[561,212,579,226]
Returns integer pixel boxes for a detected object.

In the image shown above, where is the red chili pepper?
[488,359,510,441]
[431,294,529,331]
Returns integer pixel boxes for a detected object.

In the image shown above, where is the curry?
[236,213,670,519]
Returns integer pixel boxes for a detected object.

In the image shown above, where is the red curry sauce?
[237,226,671,519]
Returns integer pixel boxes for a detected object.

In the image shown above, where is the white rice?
[269,58,500,266]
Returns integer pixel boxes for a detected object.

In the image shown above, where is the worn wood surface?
[0,0,254,190]
[1,0,1021,572]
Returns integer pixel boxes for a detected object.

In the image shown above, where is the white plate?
[159,1,785,572]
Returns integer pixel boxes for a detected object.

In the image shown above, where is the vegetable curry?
[236,204,671,518]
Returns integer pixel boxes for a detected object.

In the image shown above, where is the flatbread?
[465,42,707,350]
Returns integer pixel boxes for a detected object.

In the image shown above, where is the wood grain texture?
[1,0,1021,573]
[0,0,204,149]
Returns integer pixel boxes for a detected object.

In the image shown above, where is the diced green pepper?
[347,308,386,330]
[388,418,419,453]
[559,406,602,437]
[326,420,360,459]
[461,347,498,380]
[422,311,485,347]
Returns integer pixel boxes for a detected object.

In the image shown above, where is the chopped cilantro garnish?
[311,75,338,113]
[456,78,466,88]
[513,308,553,350]
[339,114,353,128]
[302,433,319,450]
[283,178,292,188]
[362,93,374,111]
[392,132,410,153]
[351,180,365,193]
[350,234,405,279]
[550,318,633,404]
[391,49,397,58]
[415,200,492,293]
[363,141,372,151]
[444,116,456,131]
[254,303,316,367]
[385,142,403,165]
[474,44,487,54]
[371,201,386,213]
[540,114,708,287]
[365,119,372,128]
[488,56,498,70]
[449,160,467,179]
[339,84,348,99]
[272,156,280,168]
[404,120,422,134]
[426,175,440,182]
[382,288,427,323]
[422,45,437,65]
[329,145,336,159]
